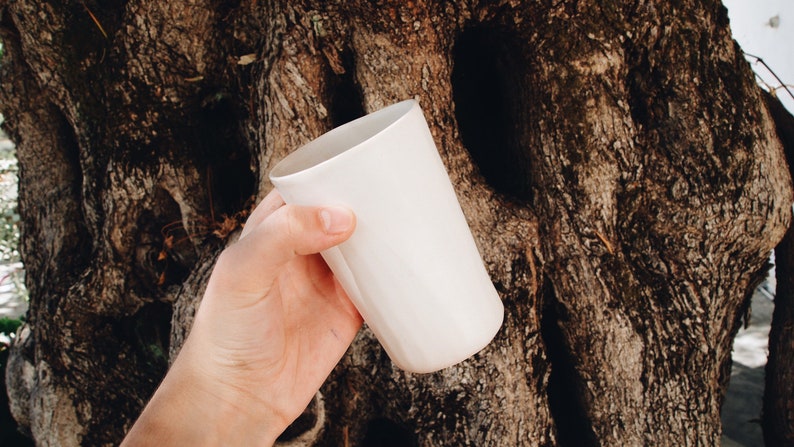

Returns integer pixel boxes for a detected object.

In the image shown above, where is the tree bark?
[0,0,790,446]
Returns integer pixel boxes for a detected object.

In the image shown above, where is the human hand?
[122,190,362,446]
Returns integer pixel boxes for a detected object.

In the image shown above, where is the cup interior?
[270,99,415,179]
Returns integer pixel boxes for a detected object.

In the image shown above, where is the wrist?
[123,342,285,446]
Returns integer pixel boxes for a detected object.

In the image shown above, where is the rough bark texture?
[0,0,791,446]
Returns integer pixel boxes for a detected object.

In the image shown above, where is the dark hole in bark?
[194,93,256,218]
[327,49,366,128]
[451,26,533,202]
[140,188,196,290]
[362,417,419,447]
[117,301,173,378]
[540,277,598,447]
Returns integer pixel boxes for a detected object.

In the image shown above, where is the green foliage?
[0,316,22,340]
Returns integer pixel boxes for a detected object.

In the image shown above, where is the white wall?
[724,0,794,114]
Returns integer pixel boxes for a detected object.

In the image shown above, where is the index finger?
[239,189,286,240]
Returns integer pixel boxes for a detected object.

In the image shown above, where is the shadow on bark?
[540,278,598,447]
[451,25,534,203]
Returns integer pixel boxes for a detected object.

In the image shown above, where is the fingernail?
[319,207,354,234]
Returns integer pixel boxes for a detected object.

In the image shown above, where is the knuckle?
[282,205,307,239]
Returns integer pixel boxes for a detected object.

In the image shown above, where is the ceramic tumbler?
[269,99,503,373]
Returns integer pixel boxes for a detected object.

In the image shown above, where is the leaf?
[237,53,257,65]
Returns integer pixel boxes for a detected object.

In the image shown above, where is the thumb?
[206,204,355,298]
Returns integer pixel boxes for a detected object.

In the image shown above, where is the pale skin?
[121,190,362,446]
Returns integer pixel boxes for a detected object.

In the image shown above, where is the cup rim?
[269,99,417,181]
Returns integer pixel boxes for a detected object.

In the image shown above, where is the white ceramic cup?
[269,99,503,373]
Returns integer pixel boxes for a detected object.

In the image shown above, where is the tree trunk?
[0,0,790,445]
[764,92,794,446]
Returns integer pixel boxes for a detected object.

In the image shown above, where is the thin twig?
[81,3,109,39]
[743,51,794,103]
